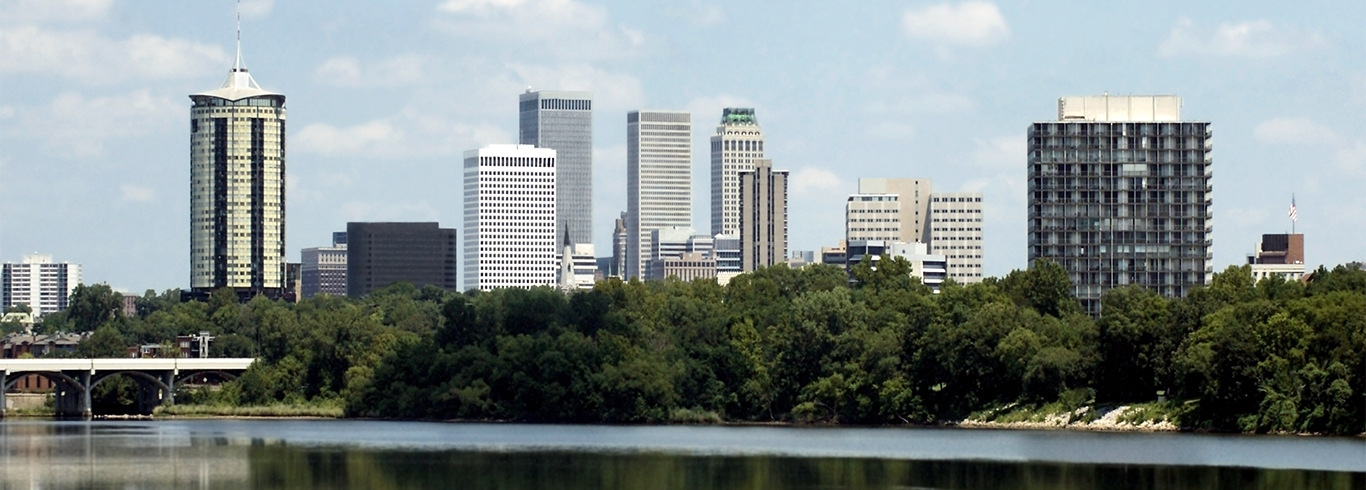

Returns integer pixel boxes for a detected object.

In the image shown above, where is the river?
[0,420,1362,489]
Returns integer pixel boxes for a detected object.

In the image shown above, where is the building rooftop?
[721,107,758,126]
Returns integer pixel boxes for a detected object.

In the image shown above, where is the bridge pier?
[1,371,7,418]
[80,371,92,420]
[162,371,175,407]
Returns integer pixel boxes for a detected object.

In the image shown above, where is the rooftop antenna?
[233,0,244,72]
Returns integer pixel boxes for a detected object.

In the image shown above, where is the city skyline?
[2,1,1364,292]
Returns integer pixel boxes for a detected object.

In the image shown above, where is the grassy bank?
[154,403,343,418]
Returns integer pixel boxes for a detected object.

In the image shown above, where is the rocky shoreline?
[959,405,1179,432]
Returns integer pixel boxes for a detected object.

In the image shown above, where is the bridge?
[0,358,254,418]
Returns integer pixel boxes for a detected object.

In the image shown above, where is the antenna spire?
[233,0,244,72]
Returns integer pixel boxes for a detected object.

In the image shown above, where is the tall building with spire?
[188,20,286,299]
[519,90,593,247]
[710,108,765,236]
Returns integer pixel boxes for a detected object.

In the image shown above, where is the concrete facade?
[739,158,788,272]
[710,108,766,236]
[930,192,985,283]
[627,110,693,279]
[858,178,932,244]
[301,232,347,299]
[463,144,558,291]
[1,255,80,318]
[846,194,902,242]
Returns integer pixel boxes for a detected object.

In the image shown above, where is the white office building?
[710,108,766,237]
[846,194,902,242]
[857,178,932,244]
[930,192,984,283]
[463,144,558,291]
[2,254,81,318]
[627,110,692,279]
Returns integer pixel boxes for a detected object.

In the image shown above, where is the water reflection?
[0,421,1362,490]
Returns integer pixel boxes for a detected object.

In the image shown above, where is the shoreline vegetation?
[8,260,1365,436]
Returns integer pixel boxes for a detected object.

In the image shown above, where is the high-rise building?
[2,254,81,318]
[1028,95,1212,315]
[188,33,286,299]
[519,90,592,246]
[739,158,788,272]
[463,144,558,291]
[857,178,932,243]
[627,110,692,279]
[346,223,458,297]
[611,212,628,279]
[710,108,766,236]
[1248,234,1305,282]
[930,192,984,283]
[301,232,347,299]
[846,194,902,242]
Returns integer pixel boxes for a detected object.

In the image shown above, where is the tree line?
[13,259,1366,435]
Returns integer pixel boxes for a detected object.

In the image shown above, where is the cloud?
[433,0,643,60]
[789,167,847,197]
[0,106,13,119]
[0,26,230,83]
[1253,117,1340,145]
[316,55,428,87]
[1157,19,1327,59]
[120,184,154,202]
[902,2,1009,47]
[295,114,511,157]
[1335,142,1366,176]
[668,1,725,27]
[21,90,180,156]
[239,0,274,18]
[295,120,404,155]
[0,0,114,23]
[971,136,1024,168]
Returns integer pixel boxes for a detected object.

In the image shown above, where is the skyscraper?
[188,30,286,299]
[739,158,788,272]
[2,254,80,318]
[930,192,984,283]
[345,223,458,297]
[627,110,692,279]
[519,90,592,246]
[1028,95,1212,315]
[857,178,932,244]
[710,108,766,236]
[463,144,558,291]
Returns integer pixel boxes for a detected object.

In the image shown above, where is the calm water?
[0,420,1362,489]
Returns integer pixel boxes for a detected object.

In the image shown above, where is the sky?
[2,0,1364,294]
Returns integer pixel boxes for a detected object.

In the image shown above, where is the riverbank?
[958,401,1181,432]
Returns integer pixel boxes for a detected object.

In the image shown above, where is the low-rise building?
[1248,233,1306,282]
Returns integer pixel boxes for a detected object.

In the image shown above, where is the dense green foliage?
[52,260,1366,434]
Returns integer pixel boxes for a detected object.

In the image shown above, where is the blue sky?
[2,0,1364,293]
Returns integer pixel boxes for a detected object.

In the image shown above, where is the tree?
[78,326,128,358]
[65,283,124,332]
[1095,285,1171,402]
[997,259,1080,318]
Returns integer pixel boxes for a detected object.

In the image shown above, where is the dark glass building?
[1028,95,1212,315]
[346,223,458,297]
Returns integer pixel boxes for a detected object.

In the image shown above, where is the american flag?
[1288,196,1298,222]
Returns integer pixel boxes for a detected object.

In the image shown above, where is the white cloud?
[1253,117,1340,145]
[971,136,1024,168]
[789,167,847,197]
[316,55,428,87]
[503,64,645,113]
[120,184,154,202]
[21,90,180,156]
[239,0,274,18]
[902,2,1009,47]
[433,0,643,60]
[295,120,404,155]
[0,106,13,119]
[0,0,114,23]
[1334,142,1366,175]
[1157,19,1327,59]
[0,26,230,83]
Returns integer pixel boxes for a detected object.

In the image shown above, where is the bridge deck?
[0,358,255,373]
